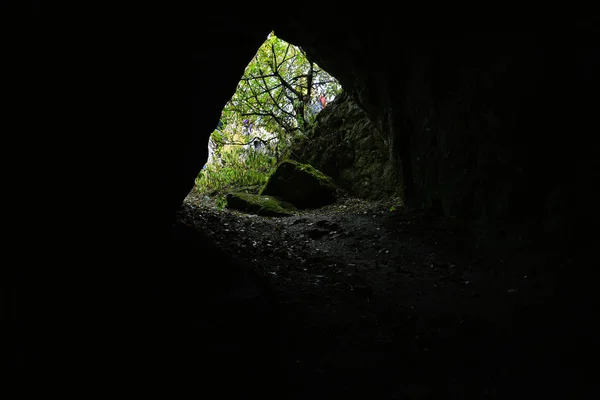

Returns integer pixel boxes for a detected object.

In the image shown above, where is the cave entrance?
[169,26,587,398]
[191,31,342,210]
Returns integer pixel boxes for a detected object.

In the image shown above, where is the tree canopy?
[221,32,342,136]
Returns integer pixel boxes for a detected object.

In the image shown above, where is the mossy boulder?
[259,160,337,209]
[226,192,296,217]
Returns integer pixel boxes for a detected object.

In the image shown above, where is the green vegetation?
[389,197,404,212]
[195,32,342,207]
[226,192,296,217]
[259,159,334,196]
[294,161,336,187]
[195,143,275,209]
[223,31,341,135]
[260,160,337,209]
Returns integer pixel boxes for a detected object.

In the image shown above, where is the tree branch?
[240,73,277,81]
[272,69,303,98]
[258,67,297,120]
[289,74,309,82]
[271,43,278,73]
[277,43,291,69]
[219,135,278,146]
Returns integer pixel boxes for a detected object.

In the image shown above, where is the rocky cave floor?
[174,190,585,399]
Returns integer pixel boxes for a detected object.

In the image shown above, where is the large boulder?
[226,192,296,217]
[260,160,337,209]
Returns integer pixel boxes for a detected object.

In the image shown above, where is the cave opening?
[168,29,593,399]
[192,32,343,211]
[13,11,597,398]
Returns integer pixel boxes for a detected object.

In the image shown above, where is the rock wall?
[275,22,600,250]
[26,11,598,256]
[15,7,600,378]
[41,13,595,251]
[291,92,397,199]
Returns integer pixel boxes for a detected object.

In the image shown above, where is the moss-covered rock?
[226,192,296,217]
[259,160,337,209]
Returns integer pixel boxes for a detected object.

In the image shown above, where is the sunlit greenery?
[195,32,342,206]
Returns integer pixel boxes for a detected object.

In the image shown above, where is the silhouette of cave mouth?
[14,13,597,397]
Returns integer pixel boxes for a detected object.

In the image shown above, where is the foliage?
[195,131,276,208]
[389,197,404,212]
[223,31,341,140]
[195,32,342,205]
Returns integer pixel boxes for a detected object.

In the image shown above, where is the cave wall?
[15,7,600,375]
[22,12,597,258]
[276,21,599,250]
[81,15,274,240]
[291,92,397,199]
[50,13,596,251]
[16,9,277,372]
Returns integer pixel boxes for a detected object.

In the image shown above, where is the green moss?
[296,162,335,187]
[259,159,337,209]
[226,192,295,217]
[260,159,334,195]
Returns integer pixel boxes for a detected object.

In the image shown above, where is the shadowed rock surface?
[291,92,396,200]
[12,7,599,398]
[260,160,337,209]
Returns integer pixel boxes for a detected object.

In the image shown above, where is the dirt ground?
[175,191,592,399]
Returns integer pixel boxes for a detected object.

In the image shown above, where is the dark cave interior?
[10,9,599,398]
